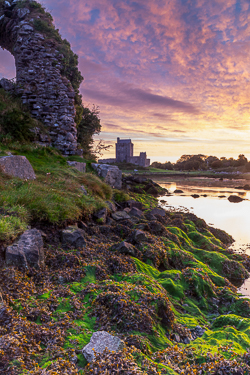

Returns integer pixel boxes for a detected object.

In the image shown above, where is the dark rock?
[228,195,244,203]
[0,155,36,180]
[126,200,143,210]
[112,211,131,221]
[208,227,234,245]
[105,201,116,213]
[191,194,200,198]
[174,189,184,193]
[172,333,180,342]
[148,208,166,217]
[183,337,190,344]
[148,221,166,236]
[128,207,144,219]
[194,325,205,337]
[77,221,88,230]
[136,223,150,232]
[94,208,108,224]
[218,195,226,198]
[82,331,124,362]
[61,227,86,248]
[6,229,44,268]
[111,241,136,256]
[133,229,148,243]
[0,78,15,91]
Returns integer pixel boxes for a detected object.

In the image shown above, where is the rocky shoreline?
[1,171,250,374]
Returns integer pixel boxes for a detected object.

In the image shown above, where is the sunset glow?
[1,0,250,161]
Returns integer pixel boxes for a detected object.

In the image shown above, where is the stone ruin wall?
[0,0,78,155]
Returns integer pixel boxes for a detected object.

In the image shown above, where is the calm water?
[156,178,250,297]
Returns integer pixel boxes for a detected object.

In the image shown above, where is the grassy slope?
[1,144,250,374]
[0,143,112,242]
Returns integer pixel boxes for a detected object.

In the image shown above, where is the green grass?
[0,143,112,228]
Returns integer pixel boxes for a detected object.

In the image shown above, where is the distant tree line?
[151,154,250,172]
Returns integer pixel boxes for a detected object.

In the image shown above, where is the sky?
[1,0,250,162]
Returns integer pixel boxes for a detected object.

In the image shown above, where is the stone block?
[111,241,136,256]
[67,161,86,173]
[61,227,86,248]
[91,163,122,189]
[6,229,44,269]
[82,331,124,362]
[0,155,36,180]
[111,211,131,221]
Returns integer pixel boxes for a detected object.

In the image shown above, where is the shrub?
[0,109,36,142]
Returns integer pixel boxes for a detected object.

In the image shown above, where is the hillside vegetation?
[1,141,250,374]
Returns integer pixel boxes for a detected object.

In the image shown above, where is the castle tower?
[116,138,134,162]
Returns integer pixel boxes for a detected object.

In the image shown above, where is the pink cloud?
[1,0,250,157]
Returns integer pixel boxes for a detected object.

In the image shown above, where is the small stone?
[148,208,166,217]
[111,241,136,256]
[129,207,144,219]
[94,208,108,224]
[77,221,88,230]
[61,227,86,248]
[149,221,166,236]
[126,200,143,210]
[111,211,131,221]
[17,8,30,19]
[133,229,148,243]
[228,195,244,203]
[105,201,116,213]
[183,337,190,344]
[82,331,124,362]
[67,161,86,173]
[80,185,88,195]
[66,132,75,142]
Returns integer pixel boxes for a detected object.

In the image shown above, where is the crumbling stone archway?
[0,0,80,155]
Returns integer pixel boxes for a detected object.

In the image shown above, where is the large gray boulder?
[82,331,124,362]
[91,163,122,189]
[6,229,44,268]
[0,155,36,180]
[61,227,86,248]
[67,161,86,173]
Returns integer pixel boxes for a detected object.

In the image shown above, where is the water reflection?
[156,178,250,297]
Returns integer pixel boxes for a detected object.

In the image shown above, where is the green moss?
[113,189,130,202]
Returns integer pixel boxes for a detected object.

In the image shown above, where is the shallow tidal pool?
[156,178,250,297]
